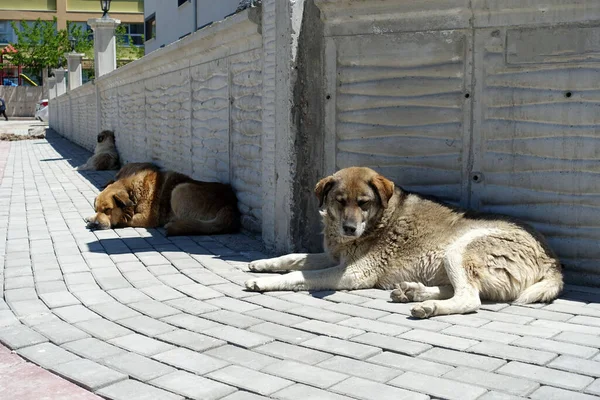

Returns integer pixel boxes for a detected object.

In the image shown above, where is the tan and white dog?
[245,167,563,318]
[76,130,120,171]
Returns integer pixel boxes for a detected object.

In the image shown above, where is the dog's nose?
[343,224,357,235]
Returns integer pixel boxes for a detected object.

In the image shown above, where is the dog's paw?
[390,288,409,303]
[248,259,274,272]
[400,282,430,302]
[245,278,266,292]
[411,301,436,319]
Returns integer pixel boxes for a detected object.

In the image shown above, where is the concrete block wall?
[0,86,44,117]
[50,0,600,286]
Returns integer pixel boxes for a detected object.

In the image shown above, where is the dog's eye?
[358,200,370,210]
[336,198,346,206]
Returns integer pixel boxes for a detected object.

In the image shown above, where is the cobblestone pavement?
[1,131,600,400]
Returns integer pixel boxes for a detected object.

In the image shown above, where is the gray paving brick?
[368,351,453,376]
[116,315,176,336]
[390,371,487,400]
[177,283,224,300]
[378,313,451,332]
[322,302,390,320]
[52,304,101,323]
[481,321,561,338]
[152,370,237,399]
[256,341,333,365]
[293,319,365,339]
[153,347,228,374]
[62,337,125,361]
[9,299,49,318]
[203,325,274,348]
[569,315,600,328]
[75,318,133,340]
[128,299,180,318]
[585,379,600,396]
[164,297,219,315]
[207,365,293,396]
[108,284,152,301]
[444,366,538,396]
[89,301,141,320]
[109,333,175,356]
[339,317,410,336]
[155,329,225,352]
[222,392,270,400]
[246,308,308,326]
[101,351,176,381]
[0,310,19,327]
[474,309,534,324]
[39,291,81,308]
[317,355,401,383]
[249,322,317,344]
[477,392,526,400]
[203,309,263,329]
[353,332,431,356]
[553,331,600,348]
[263,359,348,389]
[274,383,352,400]
[441,325,519,344]
[330,376,428,400]
[158,274,196,287]
[548,355,600,377]
[96,379,184,400]
[205,296,261,313]
[0,324,48,349]
[17,342,80,368]
[429,313,491,327]
[32,320,91,344]
[244,294,298,311]
[50,358,127,390]
[469,342,557,365]
[497,361,594,391]
[399,329,479,351]
[5,287,38,302]
[530,385,598,400]
[531,319,600,335]
[302,336,381,360]
[500,305,573,321]
[205,344,279,369]
[160,313,221,332]
[288,305,351,324]
[139,285,185,301]
[512,336,598,358]
[419,347,506,371]
[544,303,600,318]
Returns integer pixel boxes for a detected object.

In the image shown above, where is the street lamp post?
[100,0,112,18]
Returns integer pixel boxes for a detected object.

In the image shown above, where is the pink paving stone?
[0,344,101,400]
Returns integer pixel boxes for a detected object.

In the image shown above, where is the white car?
[35,99,49,122]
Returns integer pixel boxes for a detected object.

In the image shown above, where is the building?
[143,0,240,54]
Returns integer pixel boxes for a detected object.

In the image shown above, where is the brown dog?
[87,163,239,236]
[76,130,120,171]
[246,167,563,318]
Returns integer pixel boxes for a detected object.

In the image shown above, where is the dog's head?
[86,183,134,230]
[316,167,395,240]
[97,130,115,144]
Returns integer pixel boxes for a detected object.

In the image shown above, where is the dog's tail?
[513,265,564,305]
[165,206,239,236]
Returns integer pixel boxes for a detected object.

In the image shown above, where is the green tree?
[116,25,144,64]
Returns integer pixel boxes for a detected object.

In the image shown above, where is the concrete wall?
[51,0,600,287]
[0,86,44,117]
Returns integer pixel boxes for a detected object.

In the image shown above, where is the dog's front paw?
[245,278,267,292]
[390,288,409,303]
[411,301,436,319]
[248,259,274,272]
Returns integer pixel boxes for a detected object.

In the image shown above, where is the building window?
[0,21,17,45]
[178,0,188,6]
[145,14,156,41]
[119,23,144,46]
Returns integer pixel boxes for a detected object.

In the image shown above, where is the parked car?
[35,99,49,122]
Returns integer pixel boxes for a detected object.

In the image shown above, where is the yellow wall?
[67,0,143,13]
[0,0,56,11]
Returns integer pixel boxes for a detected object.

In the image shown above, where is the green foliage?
[116,25,144,61]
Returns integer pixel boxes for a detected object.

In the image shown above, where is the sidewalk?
[0,129,599,400]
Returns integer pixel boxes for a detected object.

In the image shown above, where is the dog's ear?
[315,175,336,207]
[113,190,134,208]
[370,174,395,208]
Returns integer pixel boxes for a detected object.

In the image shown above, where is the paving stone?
[390,371,487,400]
[128,299,180,318]
[585,379,600,396]
[61,337,125,361]
[419,347,506,371]
[116,315,176,336]
[469,342,557,365]
[474,309,534,324]
[512,336,598,358]
[52,304,101,324]
[151,370,236,400]
[35,279,68,293]
[330,376,428,400]
[352,332,431,356]
[139,285,185,301]
[32,320,91,344]
[378,313,451,332]
[203,325,274,348]
[441,324,520,344]
[302,336,381,360]
[203,309,263,329]
[256,341,333,365]
[244,294,298,311]
[553,331,600,348]
[207,365,293,396]
[500,305,573,321]
[249,322,317,344]
[107,288,152,304]
[89,301,141,320]
[161,313,221,332]
[155,329,225,352]
[101,351,176,381]
[0,310,20,327]
[481,321,561,338]
[262,359,348,389]
[164,297,219,315]
[96,378,184,400]
[9,299,49,317]
[530,385,599,400]
[287,306,350,324]
[443,367,538,396]
[530,319,600,335]
[205,344,279,369]
[153,347,229,375]
[368,351,454,377]
[497,361,594,391]
[246,308,309,326]
[339,317,410,336]
[0,324,48,349]
[293,319,365,339]
[222,393,269,400]
[5,287,38,302]
[477,392,526,400]
[317,355,401,383]
[548,355,600,377]
[399,329,479,351]
[177,283,224,300]
[39,291,81,308]
[75,319,133,340]
[50,358,127,390]
[109,333,175,357]
[17,342,80,369]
